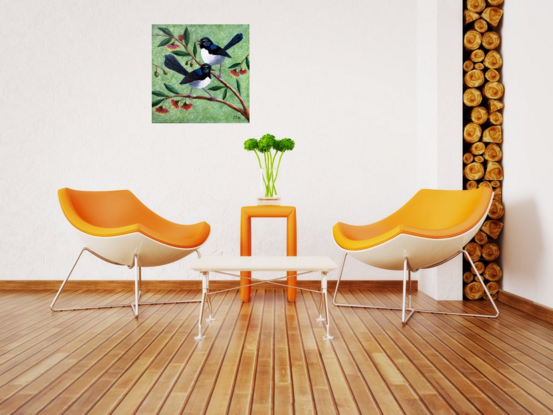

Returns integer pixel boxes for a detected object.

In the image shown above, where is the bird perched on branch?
[164,54,216,101]
[197,34,243,78]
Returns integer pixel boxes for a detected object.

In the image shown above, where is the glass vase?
[258,167,281,205]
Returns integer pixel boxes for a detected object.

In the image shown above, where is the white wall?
[416,0,463,300]
[502,0,553,308]
[0,0,419,281]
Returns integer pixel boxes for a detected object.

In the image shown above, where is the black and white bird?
[164,54,216,100]
[197,34,244,78]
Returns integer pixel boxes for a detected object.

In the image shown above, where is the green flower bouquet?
[244,134,295,203]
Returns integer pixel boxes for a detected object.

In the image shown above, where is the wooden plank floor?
[1,288,553,414]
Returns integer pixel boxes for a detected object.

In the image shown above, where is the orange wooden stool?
[240,206,297,301]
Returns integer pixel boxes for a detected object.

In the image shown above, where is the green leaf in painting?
[184,27,190,46]
[152,98,164,107]
[164,83,180,95]
[208,86,225,91]
[158,27,174,37]
[246,57,250,70]
[228,63,241,70]
[158,37,172,47]
[171,50,190,57]
[152,91,168,97]
[193,43,198,57]
[222,89,228,101]
[236,79,241,95]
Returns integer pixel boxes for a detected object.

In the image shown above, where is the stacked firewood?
[462,0,504,301]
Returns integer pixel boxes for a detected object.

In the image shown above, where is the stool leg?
[287,272,297,302]
[240,271,252,302]
[321,272,334,340]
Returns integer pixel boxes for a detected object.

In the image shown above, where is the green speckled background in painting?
[152,24,249,123]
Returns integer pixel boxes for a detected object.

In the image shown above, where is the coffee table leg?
[317,290,325,322]
[321,272,334,340]
[194,271,210,340]
[206,274,215,322]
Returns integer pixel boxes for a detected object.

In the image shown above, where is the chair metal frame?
[50,248,211,338]
[332,250,499,324]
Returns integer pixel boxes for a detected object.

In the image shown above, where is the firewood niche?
[463,0,504,301]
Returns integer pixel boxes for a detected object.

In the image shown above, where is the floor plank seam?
[359,289,491,414]
[342,289,432,414]
[2,289,172,414]
[0,291,146,412]
[163,290,237,414]
[388,289,553,412]
[199,292,249,414]
[37,289,184,414]
[65,290,198,414]
[245,289,266,415]
[0,289,143,397]
[332,289,401,414]
[306,290,362,415]
[382,289,545,414]
[105,290,205,414]
[298,291,340,414]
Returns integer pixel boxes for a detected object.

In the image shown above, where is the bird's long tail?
[164,54,189,76]
[223,33,243,51]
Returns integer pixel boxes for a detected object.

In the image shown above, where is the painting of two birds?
[152,24,250,123]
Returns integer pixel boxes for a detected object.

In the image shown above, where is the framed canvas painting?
[152,24,250,123]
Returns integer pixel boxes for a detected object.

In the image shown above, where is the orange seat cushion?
[333,187,492,251]
[59,188,210,249]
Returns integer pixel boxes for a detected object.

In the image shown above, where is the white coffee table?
[189,256,337,340]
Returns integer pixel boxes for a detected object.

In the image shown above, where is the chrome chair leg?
[462,249,500,317]
[131,255,139,317]
[332,253,404,312]
[321,272,333,340]
[50,248,87,312]
[401,258,416,324]
[138,264,142,299]
[408,267,412,309]
[410,251,500,319]
[51,248,202,316]
[331,253,347,307]
[333,251,500,325]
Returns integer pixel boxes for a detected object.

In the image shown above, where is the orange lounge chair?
[332,187,499,324]
[52,189,212,336]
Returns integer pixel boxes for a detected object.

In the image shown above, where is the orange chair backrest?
[333,187,493,251]
[390,187,492,233]
[58,188,210,249]
[60,188,156,230]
